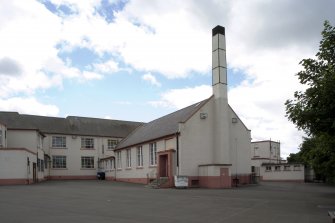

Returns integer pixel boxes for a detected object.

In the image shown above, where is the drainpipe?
[113,157,117,181]
[176,132,180,176]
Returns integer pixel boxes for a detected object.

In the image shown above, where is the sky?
[0,0,335,158]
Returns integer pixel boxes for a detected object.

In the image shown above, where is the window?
[0,130,2,147]
[81,156,94,169]
[126,149,131,168]
[149,142,157,166]
[37,159,41,172]
[52,136,66,148]
[275,166,281,171]
[52,156,66,168]
[81,138,94,149]
[294,165,301,171]
[38,134,43,149]
[137,146,143,167]
[44,157,48,169]
[116,151,122,169]
[265,166,271,171]
[110,159,115,170]
[41,160,44,172]
[254,147,259,157]
[284,165,291,171]
[107,139,118,149]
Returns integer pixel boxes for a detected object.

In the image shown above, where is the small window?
[81,156,94,169]
[52,136,66,148]
[81,138,94,149]
[254,147,259,157]
[275,166,281,171]
[266,166,271,171]
[284,165,291,171]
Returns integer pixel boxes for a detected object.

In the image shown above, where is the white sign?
[174,175,188,188]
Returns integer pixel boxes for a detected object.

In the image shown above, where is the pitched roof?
[116,98,211,149]
[0,112,142,138]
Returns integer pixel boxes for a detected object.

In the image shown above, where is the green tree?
[285,21,335,183]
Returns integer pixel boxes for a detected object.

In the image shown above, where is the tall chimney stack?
[212,25,227,100]
[212,25,230,165]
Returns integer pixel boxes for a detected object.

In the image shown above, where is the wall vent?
[200,113,208,119]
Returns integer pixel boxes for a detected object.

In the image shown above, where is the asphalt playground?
[0,180,334,223]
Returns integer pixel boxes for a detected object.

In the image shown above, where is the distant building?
[251,140,305,182]
[0,113,141,185]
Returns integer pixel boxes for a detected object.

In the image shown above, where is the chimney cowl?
[212,25,225,36]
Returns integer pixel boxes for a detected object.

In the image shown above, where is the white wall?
[179,99,214,176]
[251,141,280,164]
[45,134,122,177]
[0,149,36,180]
[261,164,304,181]
[229,107,252,175]
[113,137,177,180]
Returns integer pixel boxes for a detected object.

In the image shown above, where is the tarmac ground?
[0,180,334,223]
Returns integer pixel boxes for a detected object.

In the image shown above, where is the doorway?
[33,163,37,183]
[159,155,168,177]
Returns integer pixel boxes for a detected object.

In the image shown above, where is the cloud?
[1,0,334,158]
[149,85,212,109]
[142,73,161,87]
[0,97,59,116]
[0,57,22,76]
[93,59,119,73]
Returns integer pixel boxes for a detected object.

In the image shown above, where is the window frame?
[0,130,2,147]
[52,156,67,169]
[52,136,66,148]
[136,146,143,167]
[107,139,118,150]
[81,156,95,169]
[126,149,132,168]
[116,151,122,169]
[265,166,271,171]
[149,142,157,166]
[81,137,94,149]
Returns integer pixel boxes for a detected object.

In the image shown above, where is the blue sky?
[1,0,335,157]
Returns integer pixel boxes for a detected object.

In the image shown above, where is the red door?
[220,168,230,188]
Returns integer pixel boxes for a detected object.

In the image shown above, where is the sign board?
[174,175,188,188]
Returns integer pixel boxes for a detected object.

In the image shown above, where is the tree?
[285,21,335,183]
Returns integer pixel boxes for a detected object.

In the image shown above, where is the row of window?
[265,165,301,171]
[52,156,95,169]
[52,136,118,150]
[116,143,157,169]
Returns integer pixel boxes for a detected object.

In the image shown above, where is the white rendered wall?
[46,134,122,177]
[228,107,252,176]
[114,137,177,180]
[261,164,304,181]
[179,99,214,176]
[251,141,280,164]
[7,130,39,153]
[0,150,35,180]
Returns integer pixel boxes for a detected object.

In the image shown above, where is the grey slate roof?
[117,97,211,149]
[0,112,142,138]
